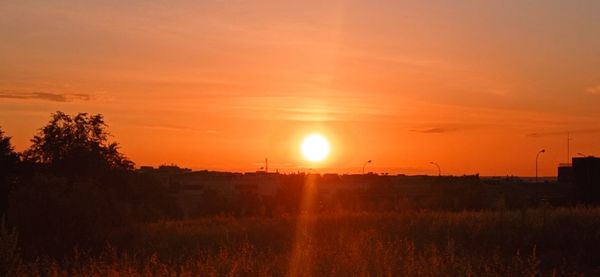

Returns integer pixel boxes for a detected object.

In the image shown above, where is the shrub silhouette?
[5,112,180,259]
[0,218,23,276]
[0,127,19,216]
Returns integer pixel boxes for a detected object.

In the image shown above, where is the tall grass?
[8,207,600,276]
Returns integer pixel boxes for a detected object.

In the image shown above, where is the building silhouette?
[558,163,574,183]
[571,157,600,203]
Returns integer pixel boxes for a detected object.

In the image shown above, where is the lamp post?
[430,162,441,177]
[362,160,372,174]
[536,149,546,183]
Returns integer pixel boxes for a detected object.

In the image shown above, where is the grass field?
[8,207,600,276]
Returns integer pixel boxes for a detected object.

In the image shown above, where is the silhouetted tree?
[6,112,180,259]
[23,111,133,180]
[0,127,19,216]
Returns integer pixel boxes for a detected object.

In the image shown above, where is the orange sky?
[1,1,600,176]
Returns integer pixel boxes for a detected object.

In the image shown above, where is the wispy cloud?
[586,85,600,95]
[0,91,91,102]
[222,96,393,122]
[408,123,487,134]
[137,124,218,134]
[526,129,600,138]
[409,127,453,134]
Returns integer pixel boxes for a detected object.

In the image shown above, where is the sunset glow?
[1,1,600,176]
[301,134,330,163]
[3,2,600,275]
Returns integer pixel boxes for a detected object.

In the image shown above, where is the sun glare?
[301,134,330,162]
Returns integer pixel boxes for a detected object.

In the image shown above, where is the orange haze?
[1,1,600,176]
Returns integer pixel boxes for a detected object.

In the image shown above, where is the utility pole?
[430,162,441,177]
[362,160,372,174]
[536,149,546,183]
[265,158,268,173]
[567,132,573,164]
[567,132,570,163]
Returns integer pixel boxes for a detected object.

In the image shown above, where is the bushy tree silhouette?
[0,127,19,216]
[4,112,180,259]
[23,111,133,179]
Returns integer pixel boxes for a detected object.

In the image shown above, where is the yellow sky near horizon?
[1,0,600,176]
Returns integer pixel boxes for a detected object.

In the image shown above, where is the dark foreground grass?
[9,207,600,276]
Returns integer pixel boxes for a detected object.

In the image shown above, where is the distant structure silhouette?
[566,132,574,163]
[362,160,372,174]
[430,162,441,177]
[572,156,600,203]
[558,163,573,183]
[536,149,546,183]
[558,156,600,203]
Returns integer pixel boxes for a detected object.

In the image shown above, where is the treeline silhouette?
[180,174,493,218]
[0,111,568,262]
[0,112,180,259]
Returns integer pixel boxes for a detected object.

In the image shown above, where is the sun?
[301,133,331,162]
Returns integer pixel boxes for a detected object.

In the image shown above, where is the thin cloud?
[409,127,454,134]
[586,85,600,95]
[0,91,91,102]
[408,123,486,134]
[137,124,218,134]
[526,129,600,138]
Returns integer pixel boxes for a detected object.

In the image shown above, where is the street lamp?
[536,149,546,183]
[362,160,372,174]
[430,162,441,176]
